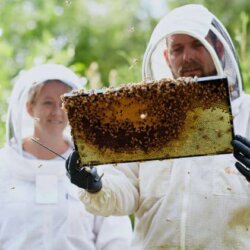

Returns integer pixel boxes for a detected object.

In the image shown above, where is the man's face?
[164,34,217,78]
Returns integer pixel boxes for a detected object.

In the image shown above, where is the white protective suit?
[0,64,132,250]
[78,5,250,250]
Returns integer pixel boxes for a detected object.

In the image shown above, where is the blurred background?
[0,0,250,146]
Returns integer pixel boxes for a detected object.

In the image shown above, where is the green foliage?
[235,12,250,92]
[0,0,157,146]
[1,0,250,147]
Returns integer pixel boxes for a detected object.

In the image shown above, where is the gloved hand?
[232,135,250,182]
[66,150,103,193]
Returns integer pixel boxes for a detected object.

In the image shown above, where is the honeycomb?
[62,77,234,166]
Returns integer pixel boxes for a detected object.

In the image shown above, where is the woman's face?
[27,81,71,137]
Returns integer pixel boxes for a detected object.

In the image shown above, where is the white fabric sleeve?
[79,162,139,216]
[93,215,133,250]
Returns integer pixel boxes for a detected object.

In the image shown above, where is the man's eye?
[171,47,182,54]
[43,101,53,105]
[193,42,203,48]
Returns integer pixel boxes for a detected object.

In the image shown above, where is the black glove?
[232,135,250,182]
[66,150,102,193]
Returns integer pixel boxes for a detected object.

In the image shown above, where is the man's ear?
[26,101,34,117]
[215,40,224,59]
[163,49,170,66]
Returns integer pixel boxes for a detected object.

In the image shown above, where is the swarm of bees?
[62,77,233,166]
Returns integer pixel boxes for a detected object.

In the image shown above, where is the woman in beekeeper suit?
[0,63,133,250]
[67,4,250,250]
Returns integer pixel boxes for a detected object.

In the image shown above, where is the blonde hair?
[27,80,69,104]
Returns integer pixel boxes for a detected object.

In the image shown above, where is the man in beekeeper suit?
[66,4,250,249]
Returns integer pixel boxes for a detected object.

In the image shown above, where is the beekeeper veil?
[6,64,82,155]
[142,4,242,101]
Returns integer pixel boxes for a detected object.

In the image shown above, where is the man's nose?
[182,47,194,62]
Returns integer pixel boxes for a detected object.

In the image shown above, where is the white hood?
[142,4,243,101]
[6,63,82,154]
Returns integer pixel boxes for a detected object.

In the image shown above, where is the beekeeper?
[0,63,132,250]
[66,4,250,250]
